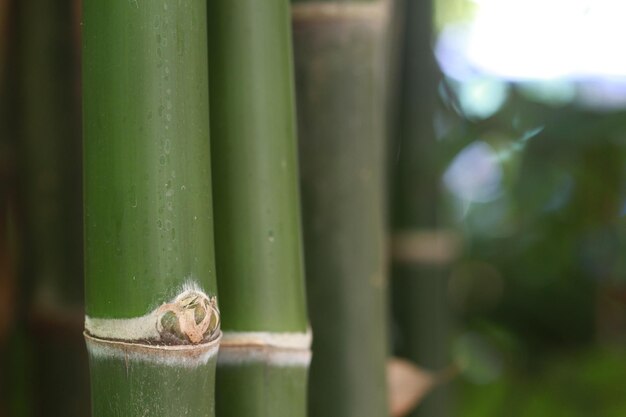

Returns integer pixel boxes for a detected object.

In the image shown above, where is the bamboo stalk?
[17,0,87,415]
[207,1,310,415]
[390,1,453,416]
[0,0,16,345]
[82,1,220,416]
[0,2,17,413]
[292,1,391,416]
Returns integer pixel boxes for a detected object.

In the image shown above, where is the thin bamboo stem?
[208,0,310,415]
[390,1,453,416]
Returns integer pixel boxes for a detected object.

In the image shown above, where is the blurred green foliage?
[460,347,626,417]
[439,80,626,415]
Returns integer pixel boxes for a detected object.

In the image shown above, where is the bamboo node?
[156,292,220,344]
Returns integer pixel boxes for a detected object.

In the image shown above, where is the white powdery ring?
[218,329,312,367]
[84,331,221,368]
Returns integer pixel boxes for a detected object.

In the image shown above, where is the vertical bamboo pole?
[17,0,87,415]
[390,0,453,416]
[207,1,310,416]
[0,1,17,414]
[292,2,391,416]
[0,0,15,339]
[83,1,220,416]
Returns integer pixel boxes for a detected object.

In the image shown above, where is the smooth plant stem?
[17,0,87,415]
[208,0,310,416]
[83,1,220,416]
[390,1,453,416]
[293,1,391,416]
[208,0,307,333]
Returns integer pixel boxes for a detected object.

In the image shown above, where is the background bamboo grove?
[4,0,626,416]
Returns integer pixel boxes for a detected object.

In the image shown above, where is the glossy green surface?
[83,0,216,318]
[216,359,307,417]
[293,7,389,417]
[89,353,217,417]
[208,0,307,332]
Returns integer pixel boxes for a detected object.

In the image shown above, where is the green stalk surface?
[208,0,307,333]
[208,0,309,416]
[293,2,390,416]
[83,1,218,416]
[391,1,452,416]
[216,362,308,416]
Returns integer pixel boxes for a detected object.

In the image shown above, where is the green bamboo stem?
[18,0,87,414]
[292,2,390,416]
[207,0,310,415]
[82,1,220,416]
[390,0,453,416]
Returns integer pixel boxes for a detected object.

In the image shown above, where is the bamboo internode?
[82,0,219,415]
[208,0,310,415]
[293,1,391,415]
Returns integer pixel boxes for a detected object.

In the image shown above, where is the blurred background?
[2,0,626,416]
[423,0,626,416]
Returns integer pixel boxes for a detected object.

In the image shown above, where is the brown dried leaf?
[387,357,435,417]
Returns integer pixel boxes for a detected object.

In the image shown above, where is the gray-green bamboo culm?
[292,1,391,416]
[82,1,220,416]
[208,0,310,416]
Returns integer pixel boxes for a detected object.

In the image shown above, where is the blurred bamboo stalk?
[293,1,391,416]
[208,1,310,416]
[0,2,18,414]
[83,1,220,416]
[15,0,87,415]
[0,0,16,346]
[390,0,454,416]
